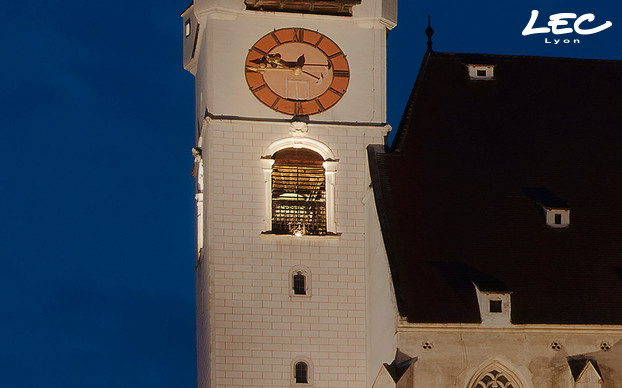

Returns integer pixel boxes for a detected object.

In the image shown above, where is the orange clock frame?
[245,28,350,116]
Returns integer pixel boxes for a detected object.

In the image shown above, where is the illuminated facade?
[183,1,395,386]
[183,1,622,387]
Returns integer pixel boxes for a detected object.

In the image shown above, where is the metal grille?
[271,149,326,235]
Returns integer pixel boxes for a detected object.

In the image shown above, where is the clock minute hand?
[302,71,321,80]
[302,62,332,70]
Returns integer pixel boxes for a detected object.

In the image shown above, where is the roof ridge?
[388,51,432,152]
[430,51,622,63]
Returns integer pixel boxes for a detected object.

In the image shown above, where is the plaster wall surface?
[396,326,622,387]
[196,118,387,387]
[365,189,398,387]
[187,2,397,386]
[196,257,211,388]
[188,9,390,123]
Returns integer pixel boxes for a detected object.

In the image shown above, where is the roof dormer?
[467,64,495,80]
[544,207,570,228]
[523,188,571,228]
[474,283,512,327]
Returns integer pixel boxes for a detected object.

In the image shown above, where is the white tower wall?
[183,1,398,386]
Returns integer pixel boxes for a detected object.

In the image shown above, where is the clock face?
[245,28,350,116]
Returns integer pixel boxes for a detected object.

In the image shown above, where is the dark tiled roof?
[369,52,622,324]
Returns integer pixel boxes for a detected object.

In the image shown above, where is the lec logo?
[522,10,612,36]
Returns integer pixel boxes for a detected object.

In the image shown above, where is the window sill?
[290,292,312,298]
[261,232,341,240]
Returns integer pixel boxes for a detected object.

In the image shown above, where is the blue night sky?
[1,0,620,387]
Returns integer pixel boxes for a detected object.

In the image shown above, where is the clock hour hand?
[246,54,329,85]
[246,65,291,73]
[265,53,305,69]
[295,54,305,68]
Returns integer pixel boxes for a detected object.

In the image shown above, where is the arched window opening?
[472,369,518,388]
[295,361,308,384]
[272,148,326,236]
[293,271,306,295]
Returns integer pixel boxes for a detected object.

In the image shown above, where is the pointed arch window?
[473,369,517,388]
[469,361,525,388]
[271,148,326,236]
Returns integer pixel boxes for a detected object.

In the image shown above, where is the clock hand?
[246,65,294,73]
[302,71,321,80]
[302,63,331,68]
[246,57,329,80]
[253,54,330,71]
[296,54,305,68]
[263,53,305,70]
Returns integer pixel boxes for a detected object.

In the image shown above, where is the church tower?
[182,1,397,387]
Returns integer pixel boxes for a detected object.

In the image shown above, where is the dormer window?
[546,208,570,228]
[467,64,495,80]
[474,283,512,327]
[489,300,502,313]
[523,188,570,228]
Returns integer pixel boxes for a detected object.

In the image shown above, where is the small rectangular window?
[295,362,308,383]
[554,213,562,224]
[476,69,487,77]
[489,300,502,313]
[184,20,191,38]
[293,272,306,295]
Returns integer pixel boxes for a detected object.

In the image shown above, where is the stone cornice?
[398,322,622,334]
[244,0,361,16]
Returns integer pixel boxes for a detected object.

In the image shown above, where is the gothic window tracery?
[472,369,518,388]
